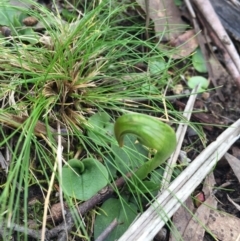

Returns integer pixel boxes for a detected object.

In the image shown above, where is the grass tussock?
[0,0,187,240]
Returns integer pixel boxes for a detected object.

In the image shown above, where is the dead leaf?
[49,202,66,223]
[136,0,186,40]
[202,172,216,198]
[231,146,240,159]
[181,173,217,241]
[169,197,196,241]
[170,173,216,241]
[209,54,228,80]
[225,152,240,183]
[182,196,218,241]
[207,209,240,241]
[168,30,198,59]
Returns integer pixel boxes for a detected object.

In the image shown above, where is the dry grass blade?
[0,112,66,144]
[161,85,199,190]
[0,112,55,136]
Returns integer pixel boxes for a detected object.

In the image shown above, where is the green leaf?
[0,3,39,43]
[192,48,208,73]
[62,158,109,201]
[94,198,138,241]
[61,9,78,22]
[111,134,148,175]
[87,112,114,146]
[150,168,164,183]
[129,180,160,193]
[139,180,160,192]
[0,5,21,27]
[174,0,183,6]
[103,154,118,178]
[18,28,39,44]
[188,76,209,92]
[141,83,159,94]
[149,60,166,75]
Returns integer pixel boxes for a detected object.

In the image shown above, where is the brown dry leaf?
[207,209,240,241]
[209,54,228,80]
[0,113,56,137]
[181,173,217,241]
[182,196,218,241]
[168,30,198,59]
[169,197,196,241]
[136,0,185,40]
[202,172,216,198]
[172,84,184,95]
[49,202,65,223]
[193,112,224,126]
[208,54,228,100]
[231,146,240,159]
[170,173,216,241]
[225,153,240,183]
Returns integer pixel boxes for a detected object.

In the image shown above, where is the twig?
[0,223,44,240]
[56,121,68,239]
[185,0,225,101]
[95,218,119,241]
[192,0,240,89]
[208,28,240,85]
[144,0,150,40]
[41,158,58,241]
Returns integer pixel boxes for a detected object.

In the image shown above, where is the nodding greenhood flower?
[114,113,177,181]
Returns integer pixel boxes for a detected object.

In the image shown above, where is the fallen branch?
[192,0,240,89]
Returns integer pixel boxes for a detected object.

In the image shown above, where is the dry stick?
[185,0,225,101]
[193,2,239,97]
[161,86,198,190]
[203,40,225,102]
[41,161,58,241]
[0,223,42,240]
[95,218,119,241]
[56,122,68,239]
[144,0,150,40]
[184,0,196,18]
[192,0,240,88]
[208,29,240,85]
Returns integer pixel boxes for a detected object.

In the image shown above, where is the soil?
[174,57,240,236]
